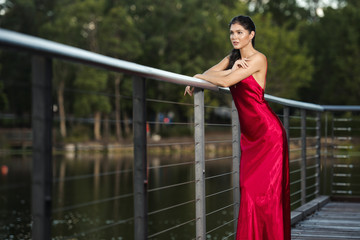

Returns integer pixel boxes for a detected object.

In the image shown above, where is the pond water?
[1,143,359,239]
[0,150,236,240]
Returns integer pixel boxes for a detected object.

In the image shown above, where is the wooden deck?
[292,201,360,239]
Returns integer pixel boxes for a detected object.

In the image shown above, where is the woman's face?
[230,23,253,49]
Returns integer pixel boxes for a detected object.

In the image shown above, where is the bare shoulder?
[251,51,267,64]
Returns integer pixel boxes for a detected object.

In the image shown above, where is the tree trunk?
[115,74,122,141]
[124,111,131,136]
[94,111,102,141]
[58,79,67,138]
[155,112,160,133]
[103,113,109,142]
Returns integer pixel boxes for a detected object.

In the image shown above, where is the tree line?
[0,0,359,142]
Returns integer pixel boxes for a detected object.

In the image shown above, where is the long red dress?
[230,75,291,240]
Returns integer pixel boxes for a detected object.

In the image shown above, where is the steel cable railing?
[205,187,235,199]
[205,171,234,181]
[205,155,232,163]
[52,193,134,213]
[206,203,236,217]
[148,218,196,239]
[147,160,194,170]
[206,218,235,236]
[329,115,360,197]
[201,100,236,238]
[55,216,135,240]
[53,169,133,182]
[145,97,197,238]
[147,141,194,147]
[148,199,196,217]
[148,180,195,193]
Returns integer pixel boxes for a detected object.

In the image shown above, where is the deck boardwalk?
[291,201,360,239]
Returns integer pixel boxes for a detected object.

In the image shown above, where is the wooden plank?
[292,230,360,239]
[292,201,360,239]
[303,219,360,227]
[291,196,331,226]
[291,211,303,225]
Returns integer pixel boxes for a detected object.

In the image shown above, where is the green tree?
[0,77,9,111]
[68,0,112,141]
[41,0,113,140]
[73,67,111,141]
[253,13,313,100]
[40,0,87,139]
[246,0,310,28]
[300,2,360,104]
[0,0,55,119]
[126,0,248,129]
[99,2,143,140]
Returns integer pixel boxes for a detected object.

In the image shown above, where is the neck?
[240,44,255,58]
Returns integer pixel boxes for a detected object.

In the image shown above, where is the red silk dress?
[230,75,290,240]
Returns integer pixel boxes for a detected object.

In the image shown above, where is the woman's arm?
[202,56,231,77]
[194,54,266,88]
[184,56,230,96]
[202,56,249,77]
[184,55,251,95]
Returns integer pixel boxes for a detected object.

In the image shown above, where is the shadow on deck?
[291,196,360,239]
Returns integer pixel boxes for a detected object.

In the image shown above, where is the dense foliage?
[0,0,358,141]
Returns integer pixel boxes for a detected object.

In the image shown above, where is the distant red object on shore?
[1,165,9,176]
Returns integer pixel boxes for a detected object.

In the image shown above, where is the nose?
[231,33,239,39]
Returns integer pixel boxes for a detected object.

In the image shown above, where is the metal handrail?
[0,28,334,112]
[265,94,324,111]
[3,28,360,112]
[0,28,218,91]
[323,105,360,111]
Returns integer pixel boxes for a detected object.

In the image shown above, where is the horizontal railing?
[1,28,360,240]
[0,28,341,111]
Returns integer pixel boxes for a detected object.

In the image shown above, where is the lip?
[232,41,239,45]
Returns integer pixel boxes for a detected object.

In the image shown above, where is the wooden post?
[132,76,148,240]
[31,56,53,240]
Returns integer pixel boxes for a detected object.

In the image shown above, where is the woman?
[185,15,290,240]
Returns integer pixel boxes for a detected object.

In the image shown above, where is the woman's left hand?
[232,58,249,71]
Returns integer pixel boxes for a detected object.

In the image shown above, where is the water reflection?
[54,150,232,239]
[0,154,32,239]
[52,152,133,239]
[3,145,349,239]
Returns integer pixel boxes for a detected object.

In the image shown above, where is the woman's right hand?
[184,86,194,96]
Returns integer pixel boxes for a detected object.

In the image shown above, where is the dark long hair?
[226,15,256,70]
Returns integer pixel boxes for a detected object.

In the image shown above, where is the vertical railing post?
[330,113,335,195]
[283,107,290,144]
[194,88,206,239]
[301,109,307,205]
[132,76,148,240]
[31,56,53,240]
[323,112,328,195]
[316,112,321,197]
[231,101,240,234]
